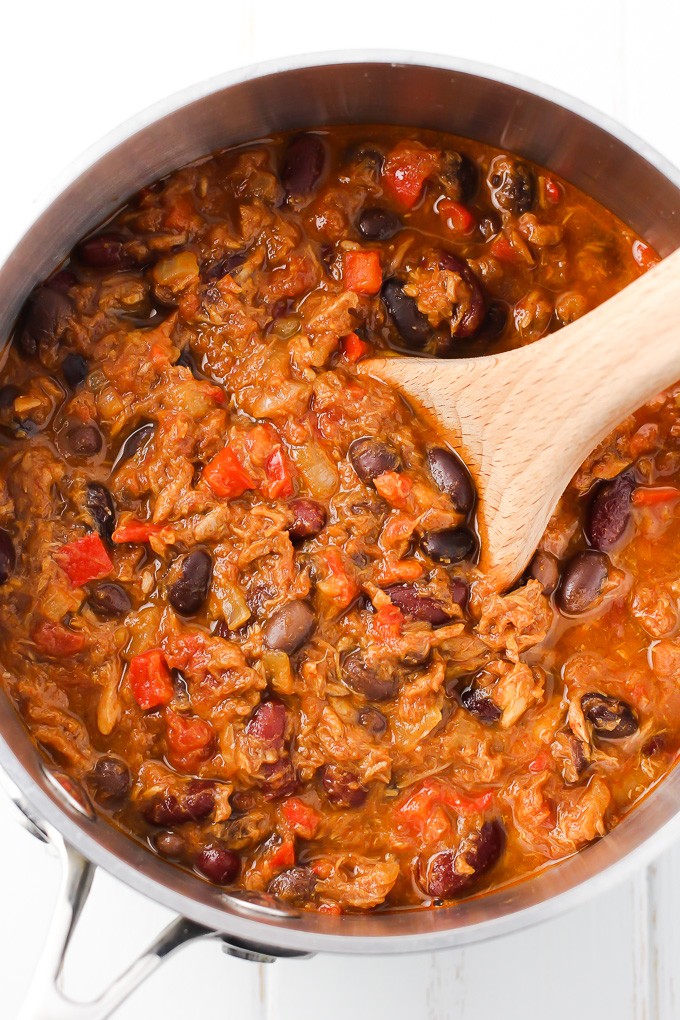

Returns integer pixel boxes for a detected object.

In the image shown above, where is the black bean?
[88,756,131,802]
[280,134,326,196]
[480,300,508,340]
[321,765,368,808]
[381,278,432,349]
[459,682,502,724]
[426,448,475,513]
[439,252,486,339]
[488,156,535,214]
[341,650,400,701]
[76,232,133,270]
[195,843,241,884]
[349,436,401,484]
[555,551,608,615]
[357,706,388,736]
[526,550,560,596]
[85,482,116,542]
[263,600,315,654]
[585,470,636,551]
[203,250,248,280]
[61,353,89,389]
[581,692,639,739]
[0,529,16,585]
[288,498,327,541]
[386,584,452,625]
[421,527,476,564]
[357,207,403,241]
[168,549,212,615]
[88,582,131,618]
[66,423,102,457]
[0,385,19,411]
[268,867,317,905]
[17,286,72,358]
[154,831,185,859]
[117,421,155,464]
[479,213,501,241]
[425,820,505,898]
[439,150,478,203]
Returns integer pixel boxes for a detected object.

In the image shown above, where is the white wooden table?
[2,2,679,1016]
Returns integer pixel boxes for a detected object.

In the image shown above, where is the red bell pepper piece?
[398,778,493,834]
[632,485,680,507]
[112,520,165,545]
[382,141,439,208]
[269,839,296,869]
[373,471,413,508]
[203,446,256,499]
[438,198,476,235]
[316,548,360,610]
[632,240,660,272]
[33,620,85,657]
[265,447,295,499]
[165,708,215,769]
[340,332,370,363]
[128,649,174,710]
[343,250,382,295]
[544,177,561,204]
[282,797,321,839]
[490,233,522,263]
[55,533,113,587]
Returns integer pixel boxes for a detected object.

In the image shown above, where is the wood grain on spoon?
[361,247,680,590]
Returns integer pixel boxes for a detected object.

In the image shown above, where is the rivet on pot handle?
[8,804,310,1019]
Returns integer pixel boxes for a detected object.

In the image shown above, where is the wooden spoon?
[362,247,680,590]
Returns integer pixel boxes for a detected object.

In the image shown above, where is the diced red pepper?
[316,548,360,610]
[269,839,296,869]
[33,620,85,657]
[203,446,256,499]
[544,177,561,205]
[128,649,174,710]
[54,533,113,587]
[373,471,413,508]
[632,240,661,272]
[373,603,404,640]
[264,447,295,499]
[340,332,370,364]
[529,750,551,774]
[164,193,198,232]
[282,797,321,839]
[490,233,522,263]
[632,485,680,507]
[438,198,476,235]
[382,141,439,209]
[112,520,165,545]
[398,778,493,834]
[343,250,382,295]
[165,708,215,769]
[317,901,342,915]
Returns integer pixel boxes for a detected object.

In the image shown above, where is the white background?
[2,1,679,1017]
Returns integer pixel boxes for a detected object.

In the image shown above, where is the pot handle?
[6,790,309,1020]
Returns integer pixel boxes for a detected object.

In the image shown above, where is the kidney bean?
[246,700,286,748]
[76,232,133,270]
[439,252,486,339]
[88,756,131,802]
[117,421,155,463]
[585,470,636,551]
[449,578,469,609]
[479,213,501,241]
[421,527,476,564]
[263,600,315,653]
[268,866,317,905]
[426,447,475,513]
[642,734,665,757]
[341,650,400,701]
[357,705,388,736]
[49,269,78,293]
[85,482,116,542]
[439,150,478,203]
[17,286,72,358]
[526,550,559,595]
[357,207,403,241]
[381,278,432,349]
[87,582,131,619]
[280,134,326,196]
[288,498,327,541]
[66,423,102,457]
[168,549,212,615]
[581,692,639,739]
[321,765,368,808]
[195,843,241,885]
[459,681,502,724]
[154,831,185,860]
[349,436,401,484]
[555,551,608,615]
[144,782,215,826]
[488,156,535,214]
[386,584,451,625]
[425,820,505,898]
[62,353,89,389]
[0,529,16,585]
[261,757,299,800]
[481,300,508,339]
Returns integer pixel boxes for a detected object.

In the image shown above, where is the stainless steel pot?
[3,50,680,1020]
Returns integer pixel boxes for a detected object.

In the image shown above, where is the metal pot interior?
[2,54,680,955]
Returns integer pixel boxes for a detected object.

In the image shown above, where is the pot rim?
[2,48,680,955]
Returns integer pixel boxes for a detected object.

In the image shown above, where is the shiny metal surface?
[1,52,680,961]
